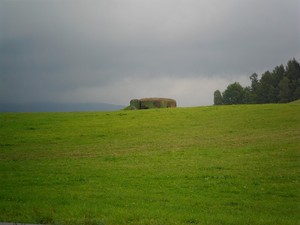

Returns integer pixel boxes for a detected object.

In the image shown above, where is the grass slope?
[290,99,300,104]
[0,104,299,225]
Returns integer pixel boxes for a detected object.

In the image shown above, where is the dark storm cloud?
[1,0,299,105]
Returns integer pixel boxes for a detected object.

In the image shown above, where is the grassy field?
[0,104,299,225]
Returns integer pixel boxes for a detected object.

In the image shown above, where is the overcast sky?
[1,0,299,106]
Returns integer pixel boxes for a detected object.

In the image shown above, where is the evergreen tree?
[293,85,300,100]
[250,73,259,92]
[213,90,223,105]
[243,86,255,104]
[257,71,276,103]
[285,59,300,101]
[249,73,259,103]
[270,65,285,102]
[273,65,285,86]
[278,77,291,103]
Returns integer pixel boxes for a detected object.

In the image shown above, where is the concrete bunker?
[128,98,177,110]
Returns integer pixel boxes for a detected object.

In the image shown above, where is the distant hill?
[0,102,125,112]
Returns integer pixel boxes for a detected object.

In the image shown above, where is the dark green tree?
[222,82,245,104]
[293,85,300,100]
[285,59,300,101]
[243,86,255,104]
[278,76,291,103]
[273,65,285,86]
[249,73,259,103]
[286,59,300,81]
[250,73,259,92]
[269,65,285,103]
[257,71,276,103]
[214,90,223,105]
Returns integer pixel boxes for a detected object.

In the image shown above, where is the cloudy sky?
[1,0,299,106]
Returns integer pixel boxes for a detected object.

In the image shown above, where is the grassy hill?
[290,99,300,104]
[0,104,299,225]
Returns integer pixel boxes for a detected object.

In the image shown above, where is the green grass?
[290,99,300,104]
[0,104,299,225]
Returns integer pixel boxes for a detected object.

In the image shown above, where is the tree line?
[214,58,300,105]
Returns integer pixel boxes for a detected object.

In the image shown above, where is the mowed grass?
[0,104,299,225]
